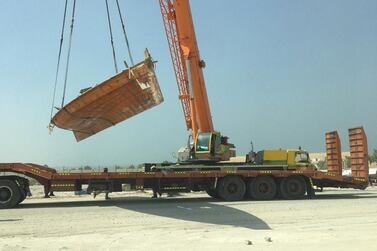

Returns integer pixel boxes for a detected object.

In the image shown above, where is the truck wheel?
[216,176,246,201]
[279,176,307,200]
[0,180,21,209]
[248,176,277,200]
[18,188,27,204]
[206,189,219,199]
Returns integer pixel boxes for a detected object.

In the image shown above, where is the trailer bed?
[0,127,370,209]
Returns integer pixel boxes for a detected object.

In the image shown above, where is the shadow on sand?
[16,191,377,230]
[312,192,377,200]
[18,196,270,230]
[0,219,23,222]
[117,197,271,230]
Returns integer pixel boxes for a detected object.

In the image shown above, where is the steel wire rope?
[49,0,69,122]
[61,0,77,107]
[115,0,134,66]
[105,0,119,74]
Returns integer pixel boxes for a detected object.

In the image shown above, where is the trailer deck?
[0,127,370,209]
[0,162,369,187]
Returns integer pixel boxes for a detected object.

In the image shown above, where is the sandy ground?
[1,186,377,251]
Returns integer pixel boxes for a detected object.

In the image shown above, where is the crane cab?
[192,132,235,162]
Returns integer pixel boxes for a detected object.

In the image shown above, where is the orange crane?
[159,0,235,162]
[49,0,235,162]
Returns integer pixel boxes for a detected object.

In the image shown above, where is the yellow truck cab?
[252,149,311,168]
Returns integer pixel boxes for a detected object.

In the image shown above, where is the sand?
[1,186,377,251]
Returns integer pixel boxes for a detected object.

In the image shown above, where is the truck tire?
[206,189,219,199]
[279,176,307,200]
[216,176,246,201]
[0,180,21,209]
[248,176,277,200]
[18,188,27,204]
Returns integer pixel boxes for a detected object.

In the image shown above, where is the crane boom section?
[159,0,214,137]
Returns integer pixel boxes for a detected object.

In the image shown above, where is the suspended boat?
[50,50,164,141]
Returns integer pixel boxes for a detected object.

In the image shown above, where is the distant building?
[310,152,377,170]
[309,152,350,164]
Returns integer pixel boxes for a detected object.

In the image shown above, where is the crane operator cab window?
[195,132,221,156]
[195,133,212,152]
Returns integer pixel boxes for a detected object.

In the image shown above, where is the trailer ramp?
[349,127,369,179]
[326,131,342,176]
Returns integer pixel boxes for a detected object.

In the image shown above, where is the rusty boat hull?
[51,52,163,141]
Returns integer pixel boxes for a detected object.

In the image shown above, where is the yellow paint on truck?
[260,149,310,167]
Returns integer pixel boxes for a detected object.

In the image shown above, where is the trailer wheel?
[206,189,219,199]
[248,176,277,200]
[279,176,307,200]
[216,176,246,201]
[0,180,21,209]
[18,188,27,204]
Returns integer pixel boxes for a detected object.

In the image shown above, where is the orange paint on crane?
[159,0,214,139]
[50,51,163,141]
[173,0,214,133]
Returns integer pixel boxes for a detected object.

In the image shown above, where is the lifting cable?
[61,0,77,107]
[49,0,69,121]
[105,0,119,74]
[50,0,135,120]
[115,0,134,66]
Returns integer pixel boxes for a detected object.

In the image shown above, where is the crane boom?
[159,0,235,162]
[159,0,213,139]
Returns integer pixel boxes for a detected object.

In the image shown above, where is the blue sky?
[0,0,376,167]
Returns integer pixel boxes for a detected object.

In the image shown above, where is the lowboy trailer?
[0,127,370,209]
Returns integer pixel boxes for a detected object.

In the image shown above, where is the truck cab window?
[295,152,309,163]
